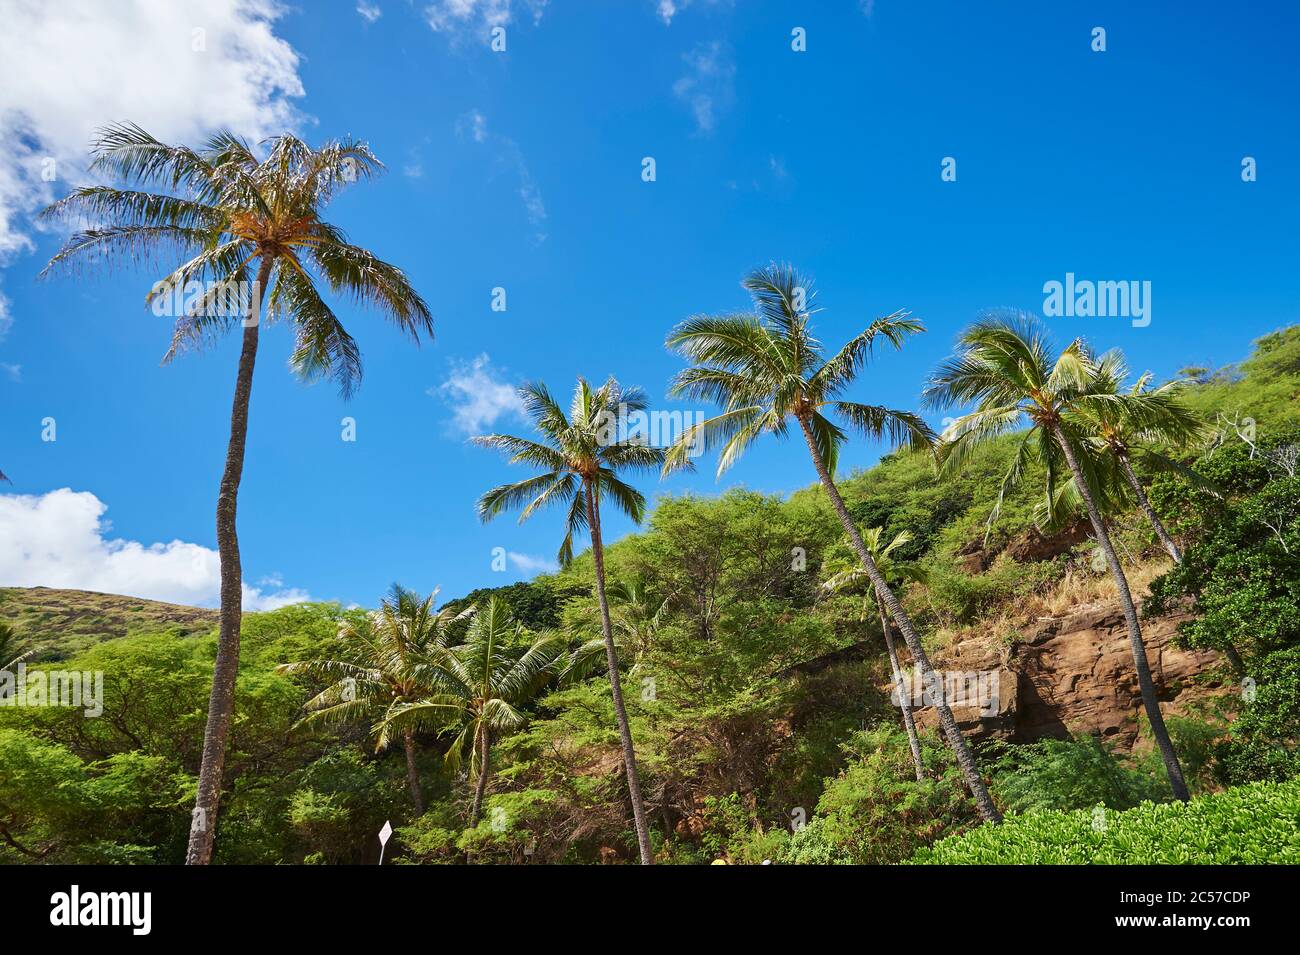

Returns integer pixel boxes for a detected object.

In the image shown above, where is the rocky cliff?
[915,599,1229,750]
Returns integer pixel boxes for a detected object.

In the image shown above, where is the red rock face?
[913,600,1229,750]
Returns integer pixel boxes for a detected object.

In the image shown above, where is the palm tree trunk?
[1117,452,1181,562]
[880,605,926,781]
[584,481,655,864]
[185,257,272,865]
[403,727,424,816]
[1055,426,1190,801]
[469,727,491,826]
[796,417,1002,823]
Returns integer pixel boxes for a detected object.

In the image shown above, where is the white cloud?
[655,0,733,27]
[433,353,523,436]
[356,1,382,23]
[425,0,549,36]
[403,162,424,178]
[0,0,306,327]
[673,41,735,135]
[0,488,310,611]
[0,361,19,382]
[769,155,788,179]
[508,551,557,574]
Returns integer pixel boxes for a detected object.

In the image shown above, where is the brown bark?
[796,417,1002,823]
[1118,452,1182,563]
[1055,426,1190,801]
[585,481,655,863]
[185,257,272,865]
[880,606,926,781]
[469,727,491,826]
[403,728,424,816]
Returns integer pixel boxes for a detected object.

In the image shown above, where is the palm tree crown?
[474,377,671,564]
[377,597,566,824]
[277,584,473,742]
[663,263,935,477]
[40,123,432,393]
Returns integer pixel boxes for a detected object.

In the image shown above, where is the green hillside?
[1,326,1297,864]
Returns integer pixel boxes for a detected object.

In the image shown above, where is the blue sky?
[1,0,1297,610]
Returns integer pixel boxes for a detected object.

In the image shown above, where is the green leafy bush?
[910,778,1300,864]
[988,736,1167,813]
[782,726,976,864]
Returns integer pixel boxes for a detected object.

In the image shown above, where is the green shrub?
[910,778,1300,864]
[782,726,977,864]
[989,736,1167,813]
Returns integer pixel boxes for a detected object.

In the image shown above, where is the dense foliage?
[910,778,1300,864]
[2,327,1297,863]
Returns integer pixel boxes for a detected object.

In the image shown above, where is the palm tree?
[562,578,667,684]
[378,597,566,826]
[663,263,1002,824]
[1066,351,1211,563]
[924,314,1191,801]
[474,377,669,863]
[277,585,474,815]
[40,125,434,863]
[823,528,927,781]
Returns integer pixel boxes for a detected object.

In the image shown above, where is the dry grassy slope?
[0,587,218,661]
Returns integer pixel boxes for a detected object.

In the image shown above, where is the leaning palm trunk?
[1055,428,1190,801]
[585,482,655,864]
[403,728,425,816]
[1117,452,1181,562]
[798,418,1001,822]
[186,257,271,865]
[880,607,926,781]
[469,728,491,826]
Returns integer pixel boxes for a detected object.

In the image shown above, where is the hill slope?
[0,587,218,660]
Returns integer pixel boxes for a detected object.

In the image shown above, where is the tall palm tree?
[41,125,434,863]
[924,314,1191,801]
[663,263,1002,823]
[277,585,474,815]
[474,377,669,863]
[378,597,566,826]
[1065,351,1211,563]
[823,528,927,781]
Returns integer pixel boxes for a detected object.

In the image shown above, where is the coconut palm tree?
[277,585,473,815]
[561,578,667,684]
[924,314,1191,801]
[1064,351,1211,563]
[40,124,434,863]
[823,528,927,781]
[663,263,1001,824]
[474,377,670,863]
[378,597,566,826]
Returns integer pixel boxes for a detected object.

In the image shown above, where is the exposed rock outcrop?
[913,600,1228,750]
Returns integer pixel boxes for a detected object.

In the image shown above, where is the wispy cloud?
[425,0,549,38]
[357,2,382,23]
[1,362,19,382]
[860,0,877,17]
[433,353,524,436]
[673,40,735,135]
[655,0,733,26]
[457,109,548,242]
[508,551,557,575]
